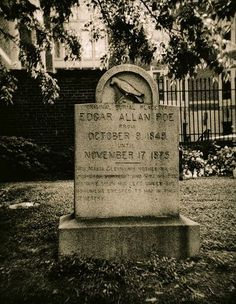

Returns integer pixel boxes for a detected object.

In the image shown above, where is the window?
[54,41,63,59]
[53,1,107,67]
[81,31,93,59]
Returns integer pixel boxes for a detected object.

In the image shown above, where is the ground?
[0,177,235,304]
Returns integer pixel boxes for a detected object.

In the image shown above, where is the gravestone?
[59,64,200,260]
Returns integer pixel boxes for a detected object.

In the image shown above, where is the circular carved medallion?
[95,64,159,105]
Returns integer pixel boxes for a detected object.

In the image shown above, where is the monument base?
[58,214,200,260]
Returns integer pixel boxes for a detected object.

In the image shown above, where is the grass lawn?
[0,177,235,304]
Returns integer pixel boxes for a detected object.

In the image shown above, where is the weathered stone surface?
[75,103,179,219]
[59,64,200,260]
[59,214,200,260]
[95,64,159,105]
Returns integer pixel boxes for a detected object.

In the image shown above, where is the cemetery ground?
[0,177,235,304]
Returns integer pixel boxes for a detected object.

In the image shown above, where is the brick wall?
[0,69,104,150]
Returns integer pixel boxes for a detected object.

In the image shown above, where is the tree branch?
[139,0,182,36]
[0,27,18,44]
[94,0,112,28]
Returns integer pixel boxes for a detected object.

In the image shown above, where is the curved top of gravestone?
[95,64,159,105]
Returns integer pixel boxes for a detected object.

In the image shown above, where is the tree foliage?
[0,0,236,104]
[91,0,236,77]
[0,0,81,104]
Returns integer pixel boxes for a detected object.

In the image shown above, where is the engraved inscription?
[75,104,179,218]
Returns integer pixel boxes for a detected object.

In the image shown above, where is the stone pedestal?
[59,214,200,260]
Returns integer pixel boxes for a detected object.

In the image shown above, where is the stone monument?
[58,64,200,260]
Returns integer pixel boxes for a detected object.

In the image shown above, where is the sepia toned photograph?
[0,1,235,303]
